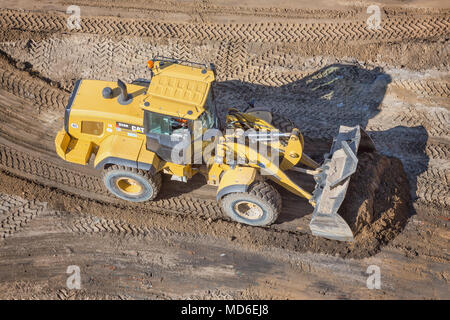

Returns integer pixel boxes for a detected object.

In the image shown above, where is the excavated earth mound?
[339,152,411,254]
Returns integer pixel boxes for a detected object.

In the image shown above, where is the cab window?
[145,111,190,135]
[203,91,217,129]
[199,110,214,129]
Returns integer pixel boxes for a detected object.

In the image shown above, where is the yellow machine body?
[55,60,215,176]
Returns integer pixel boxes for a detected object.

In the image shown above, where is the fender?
[94,135,142,169]
[216,167,258,201]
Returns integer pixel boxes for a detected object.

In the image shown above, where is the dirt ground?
[0,0,448,299]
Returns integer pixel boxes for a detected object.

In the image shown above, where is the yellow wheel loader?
[55,57,375,241]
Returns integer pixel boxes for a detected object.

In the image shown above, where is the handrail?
[152,56,215,72]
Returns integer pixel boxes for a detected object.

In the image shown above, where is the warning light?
[147,60,154,69]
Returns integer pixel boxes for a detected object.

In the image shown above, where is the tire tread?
[103,165,162,201]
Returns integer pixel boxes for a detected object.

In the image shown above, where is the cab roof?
[142,61,215,120]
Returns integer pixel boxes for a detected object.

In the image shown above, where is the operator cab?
[143,96,217,164]
[142,58,217,164]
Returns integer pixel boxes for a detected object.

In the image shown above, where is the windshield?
[145,111,189,135]
[202,90,217,129]
[199,110,214,129]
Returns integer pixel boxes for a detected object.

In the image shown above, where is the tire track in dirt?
[2,35,448,101]
[0,144,107,195]
[61,212,177,239]
[403,159,450,207]
[1,61,447,118]
[391,79,450,99]
[0,10,448,43]
[215,41,248,79]
[417,171,449,207]
[62,0,362,20]
[0,194,27,218]
[0,192,175,243]
[0,69,69,111]
[390,109,450,138]
[61,0,449,21]
[416,181,450,207]
[67,213,152,236]
[0,194,47,240]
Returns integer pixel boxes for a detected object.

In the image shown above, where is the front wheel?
[103,165,162,202]
[271,112,295,146]
[220,181,282,226]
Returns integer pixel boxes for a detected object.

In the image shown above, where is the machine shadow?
[154,64,427,230]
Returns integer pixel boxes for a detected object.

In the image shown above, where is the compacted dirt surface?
[0,0,448,299]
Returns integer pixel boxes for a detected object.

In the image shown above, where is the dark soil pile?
[339,151,411,248]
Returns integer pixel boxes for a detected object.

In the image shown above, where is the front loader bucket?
[309,126,375,241]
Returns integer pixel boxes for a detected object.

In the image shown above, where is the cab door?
[144,111,192,164]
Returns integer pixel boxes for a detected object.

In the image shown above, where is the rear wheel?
[221,181,282,226]
[103,165,162,202]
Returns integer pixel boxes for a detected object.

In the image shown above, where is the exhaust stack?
[117,79,132,105]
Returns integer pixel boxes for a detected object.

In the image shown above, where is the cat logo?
[115,122,144,134]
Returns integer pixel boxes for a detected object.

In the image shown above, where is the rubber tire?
[103,165,162,202]
[271,112,295,146]
[271,112,294,132]
[221,181,282,226]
